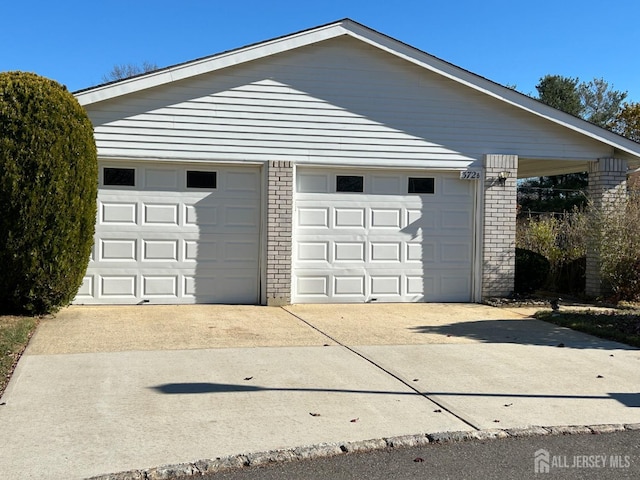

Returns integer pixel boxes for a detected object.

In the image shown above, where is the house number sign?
[459,170,481,180]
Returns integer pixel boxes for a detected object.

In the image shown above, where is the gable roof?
[75,18,640,164]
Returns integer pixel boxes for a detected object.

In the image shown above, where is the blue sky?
[2,1,639,101]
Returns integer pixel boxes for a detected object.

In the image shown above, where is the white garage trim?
[292,167,477,303]
[76,161,262,305]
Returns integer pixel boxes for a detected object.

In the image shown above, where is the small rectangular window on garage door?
[103,167,135,187]
[336,175,364,192]
[408,177,435,194]
[187,170,217,189]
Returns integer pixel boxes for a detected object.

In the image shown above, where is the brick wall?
[482,154,518,298]
[585,158,628,297]
[266,160,293,305]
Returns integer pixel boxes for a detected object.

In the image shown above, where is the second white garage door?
[76,163,261,305]
[293,168,476,303]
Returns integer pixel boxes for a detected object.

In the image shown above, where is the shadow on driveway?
[409,319,638,350]
[149,383,640,407]
[150,382,413,395]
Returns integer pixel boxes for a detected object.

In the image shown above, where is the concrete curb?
[87,423,640,480]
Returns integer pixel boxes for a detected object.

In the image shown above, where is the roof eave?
[75,18,640,161]
[75,20,351,106]
[341,21,640,160]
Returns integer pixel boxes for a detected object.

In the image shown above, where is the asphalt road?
[202,430,640,480]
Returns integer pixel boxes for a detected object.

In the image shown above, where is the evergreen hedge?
[0,72,97,314]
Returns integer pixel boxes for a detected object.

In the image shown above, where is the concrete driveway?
[1,303,639,480]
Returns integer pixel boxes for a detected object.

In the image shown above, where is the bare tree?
[102,61,158,82]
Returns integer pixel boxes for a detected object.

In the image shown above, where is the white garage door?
[293,169,476,303]
[76,163,261,304]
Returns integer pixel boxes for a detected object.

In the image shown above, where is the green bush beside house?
[0,72,97,314]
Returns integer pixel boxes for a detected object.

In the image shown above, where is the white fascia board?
[96,153,475,170]
[96,154,265,166]
[342,21,640,160]
[295,157,478,170]
[76,23,349,106]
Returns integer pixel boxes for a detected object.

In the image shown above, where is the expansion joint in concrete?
[279,307,481,432]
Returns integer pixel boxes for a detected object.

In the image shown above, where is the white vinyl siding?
[86,37,611,168]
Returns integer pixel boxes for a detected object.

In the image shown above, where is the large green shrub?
[0,72,97,314]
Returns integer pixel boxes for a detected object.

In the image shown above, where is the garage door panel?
[370,209,401,228]
[407,209,436,228]
[198,225,260,235]
[441,176,473,196]
[101,202,137,224]
[406,275,426,296]
[144,168,179,190]
[185,203,217,226]
[77,276,94,298]
[297,172,330,193]
[184,271,258,303]
[143,203,179,225]
[370,175,402,194]
[298,207,329,227]
[184,239,217,262]
[370,242,401,262]
[143,240,178,261]
[440,274,472,293]
[407,242,434,262]
[142,275,178,297]
[225,205,259,227]
[100,275,137,298]
[187,235,224,262]
[100,239,137,261]
[293,168,475,303]
[222,240,259,262]
[79,163,260,305]
[440,210,473,230]
[297,242,329,262]
[334,242,365,262]
[370,275,401,296]
[441,243,472,263]
[296,275,329,297]
[225,170,260,192]
[334,275,365,296]
[335,208,365,228]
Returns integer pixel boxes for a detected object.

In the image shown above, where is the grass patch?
[0,315,39,397]
[535,309,640,348]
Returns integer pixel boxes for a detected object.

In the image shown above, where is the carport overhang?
[481,147,640,300]
[518,151,640,179]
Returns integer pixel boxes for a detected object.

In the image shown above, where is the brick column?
[585,158,627,297]
[482,154,518,298]
[266,160,293,306]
